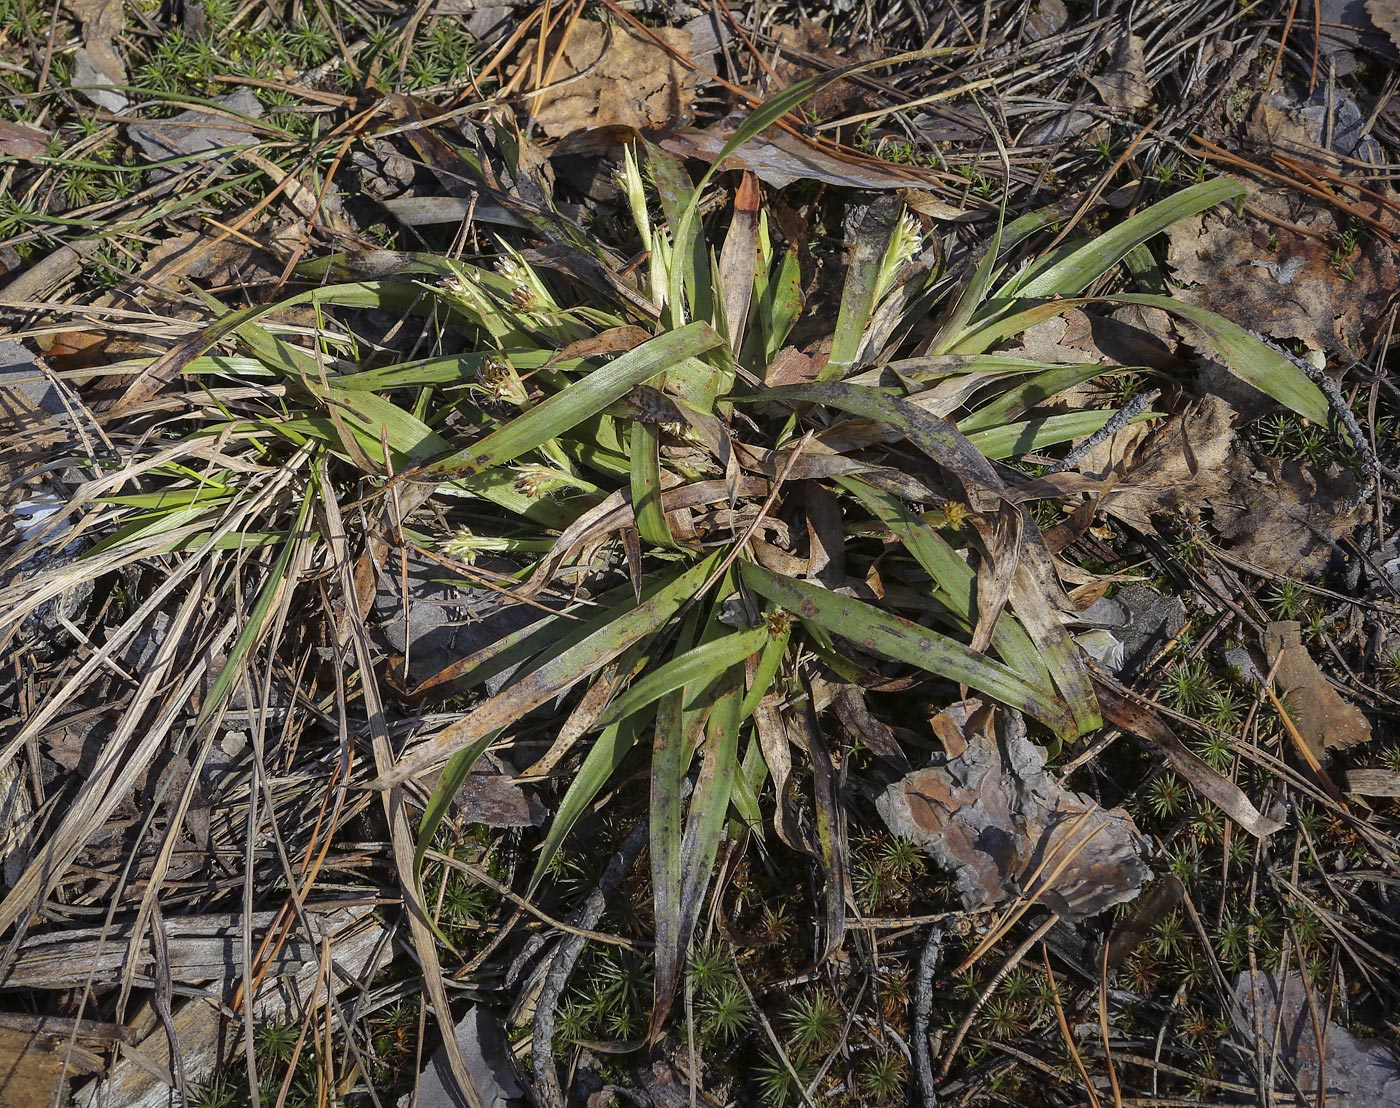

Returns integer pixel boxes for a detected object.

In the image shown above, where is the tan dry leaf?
[1080,396,1362,577]
[772,19,879,119]
[876,700,1150,922]
[1370,0,1400,48]
[1079,394,1236,532]
[529,21,697,139]
[1089,32,1151,110]
[68,0,126,110]
[1209,453,1362,576]
[1165,183,1399,353]
[37,330,107,373]
[1264,621,1371,760]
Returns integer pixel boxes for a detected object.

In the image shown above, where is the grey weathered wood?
[74,905,394,1108]
[0,905,371,990]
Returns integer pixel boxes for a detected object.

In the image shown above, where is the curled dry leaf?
[529,21,697,139]
[875,700,1150,922]
[1089,33,1151,110]
[1209,453,1362,577]
[1264,620,1372,761]
[1078,395,1362,577]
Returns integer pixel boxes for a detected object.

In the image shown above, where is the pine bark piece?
[876,700,1150,922]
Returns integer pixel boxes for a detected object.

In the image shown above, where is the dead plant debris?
[876,700,1151,922]
[2,1,1400,1106]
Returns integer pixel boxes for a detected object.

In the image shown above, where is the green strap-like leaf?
[1009,178,1245,299]
[595,624,771,731]
[738,561,1078,738]
[528,714,646,893]
[420,322,724,479]
[1108,294,1330,425]
[823,196,904,381]
[837,476,1054,693]
[372,552,724,788]
[630,421,675,549]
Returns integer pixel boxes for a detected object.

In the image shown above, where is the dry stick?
[1047,389,1162,476]
[912,921,947,1108]
[532,821,649,1108]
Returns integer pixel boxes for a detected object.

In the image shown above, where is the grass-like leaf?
[737,562,1078,738]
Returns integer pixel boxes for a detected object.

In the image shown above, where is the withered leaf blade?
[875,701,1150,923]
[659,124,968,210]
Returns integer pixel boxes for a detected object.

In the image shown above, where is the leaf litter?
[1165,181,1399,354]
[5,1,1400,1106]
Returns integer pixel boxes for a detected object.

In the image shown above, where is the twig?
[1048,389,1162,476]
[912,921,946,1108]
[532,820,649,1108]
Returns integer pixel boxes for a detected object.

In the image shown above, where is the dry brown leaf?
[1265,621,1371,760]
[1232,970,1400,1106]
[37,329,107,373]
[0,120,47,159]
[1079,396,1361,576]
[1209,454,1362,576]
[875,700,1150,922]
[1089,33,1151,110]
[1245,92,1382,168]
[68,0,126,111]
[772,19,879,119]
[1165,183,1399,353]
[1370,0,1400,48]
[1079,395,1235,531]
[529,21,696,139]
